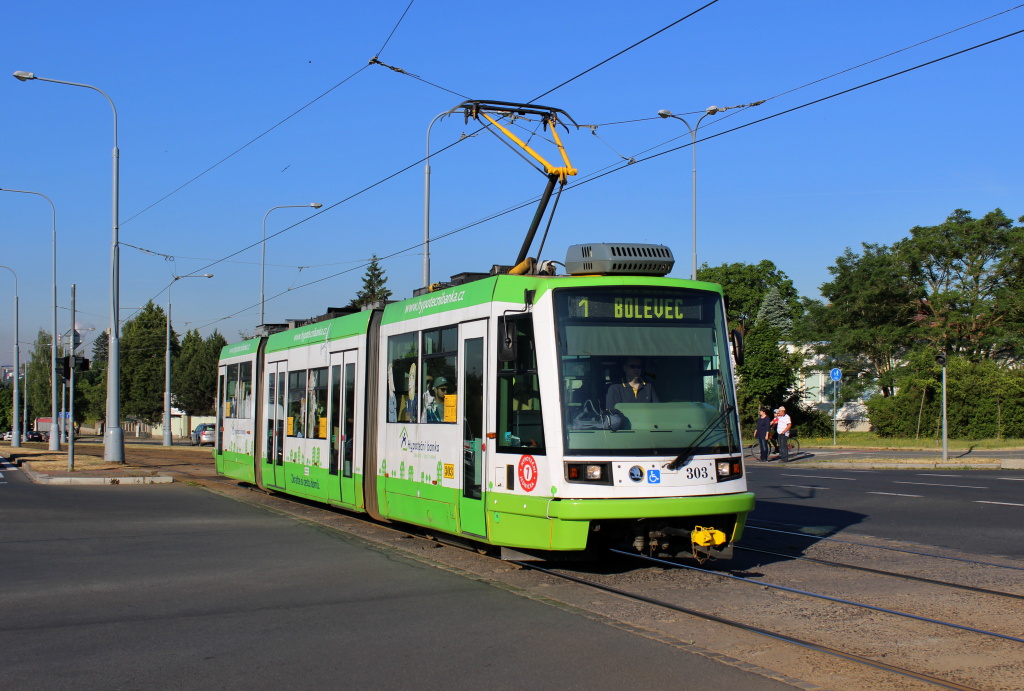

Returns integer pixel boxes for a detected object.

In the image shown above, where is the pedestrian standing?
[754,408,772,461]
[776,406,792,462]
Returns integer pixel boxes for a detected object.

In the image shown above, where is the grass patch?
[800,431,1024,450]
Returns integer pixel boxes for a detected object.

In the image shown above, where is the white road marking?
[893,481,988,489]
[917,473,963,477]
[780,485,829,490]
[782,474,857,481]
[975,501,1024,507]
[868,492,923,497]
[997,477,1024,481]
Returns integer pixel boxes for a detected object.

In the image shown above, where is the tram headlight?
[716,460,743,481]
[565,462,611,484]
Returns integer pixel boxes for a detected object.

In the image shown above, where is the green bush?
[867,357,1024,440]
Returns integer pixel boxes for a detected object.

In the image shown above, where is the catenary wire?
[373,0,417,59]
[194,26,1024,330]
[119,0,425,227]
[528,0,722,103]
[119,63,370,227]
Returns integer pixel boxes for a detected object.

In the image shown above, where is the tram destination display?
[565,290,704,322]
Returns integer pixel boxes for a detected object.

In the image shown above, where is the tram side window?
[497,316,545,453]
[237,361,253,419]
[421,326,457,424]
[387,333,419,423]
[225,363,239,418]
[329,365,341,475]
[287,367,329,439]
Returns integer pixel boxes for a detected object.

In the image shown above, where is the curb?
[19,462,174,485]
[750,459,1018,470]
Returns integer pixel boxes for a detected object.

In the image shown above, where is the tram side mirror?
[498,317,518,362]
[730,329,744,367]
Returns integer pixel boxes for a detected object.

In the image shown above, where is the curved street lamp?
[423,105,460,289]
[657,100,763,280]
[656,106,724,281]
[13,70,125,462]
[164,274,214,446]
[260,204,321,326]
[0,187,59,450]
[0,266,21,447]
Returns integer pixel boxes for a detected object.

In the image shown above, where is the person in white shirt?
[775,405,792,462]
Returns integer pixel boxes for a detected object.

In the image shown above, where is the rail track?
[515,556,982,691]
[112,459,1024,690]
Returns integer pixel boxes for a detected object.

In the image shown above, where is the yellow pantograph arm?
[480,111,577,183]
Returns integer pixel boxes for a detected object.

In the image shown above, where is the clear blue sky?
[2,0,1022,360]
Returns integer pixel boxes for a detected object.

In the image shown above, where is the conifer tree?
[755,287,793,337]
[354,255,392,309]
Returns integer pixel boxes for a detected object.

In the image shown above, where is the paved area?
[3,439,1023,487]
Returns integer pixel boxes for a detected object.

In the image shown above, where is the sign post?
[829,368,843,445]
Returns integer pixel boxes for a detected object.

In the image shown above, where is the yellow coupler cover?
[691,526,727,548]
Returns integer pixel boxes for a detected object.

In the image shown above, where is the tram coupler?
[691,526,730,563]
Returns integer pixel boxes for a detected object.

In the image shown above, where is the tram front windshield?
[554,287,740,457]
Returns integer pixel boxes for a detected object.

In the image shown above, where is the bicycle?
[745,432,800,460]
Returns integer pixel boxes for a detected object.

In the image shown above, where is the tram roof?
[220,273,723,357]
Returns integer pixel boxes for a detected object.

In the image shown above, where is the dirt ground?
[6,440,1023,690]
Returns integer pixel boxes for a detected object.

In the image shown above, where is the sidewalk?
[5,442,1023,487]
[749,446,1024,471]
[1,440,221,486]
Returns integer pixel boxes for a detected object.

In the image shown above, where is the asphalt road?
[0,459,790,691]
[747,465,1024,558]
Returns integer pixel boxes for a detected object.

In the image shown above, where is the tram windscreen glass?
[554,287,740,457]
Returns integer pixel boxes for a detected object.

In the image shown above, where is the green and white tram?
[215,243,753,561]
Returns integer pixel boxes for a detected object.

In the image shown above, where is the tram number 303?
[684,466,709,480]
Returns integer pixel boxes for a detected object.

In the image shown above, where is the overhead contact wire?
[121,64,370,226]
[194,24,1024,329]
[530,0,722,102]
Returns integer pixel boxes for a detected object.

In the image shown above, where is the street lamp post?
[0,266,20,447]
[13,70,125,462]
[260,204,321,326]
[657,101,763,280]
[656,106,723,281]
[0,187,59,450]
[164,274,213,445]
[424,106,460,289]
[937,351,948,463]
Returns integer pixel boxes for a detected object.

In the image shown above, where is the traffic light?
[60,356,90,378]
[936,351,947,367]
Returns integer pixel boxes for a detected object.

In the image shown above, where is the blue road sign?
[830,368,843,382]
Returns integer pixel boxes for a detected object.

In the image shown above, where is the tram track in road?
[745,522,1024,572]
[734,544,1024,602]
[513,557,980,691]
[196,476,1024,689]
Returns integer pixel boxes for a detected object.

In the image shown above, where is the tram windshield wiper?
[665,404,735,471]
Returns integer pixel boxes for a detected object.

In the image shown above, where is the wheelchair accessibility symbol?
[647,469,661,484]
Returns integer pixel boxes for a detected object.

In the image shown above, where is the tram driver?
[606,356,659,431]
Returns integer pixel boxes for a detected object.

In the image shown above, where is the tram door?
[459,320,487,537]
[264,360,287,489]
[328,350,358,505]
